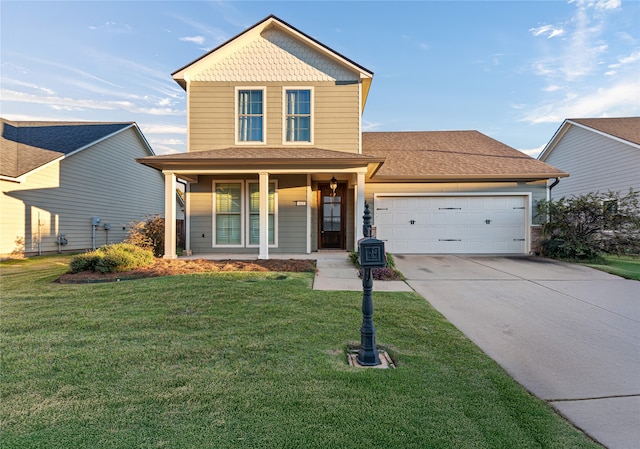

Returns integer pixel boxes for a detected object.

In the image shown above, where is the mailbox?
[358,237,386,268]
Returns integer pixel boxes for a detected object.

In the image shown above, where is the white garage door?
[375,196,528,254]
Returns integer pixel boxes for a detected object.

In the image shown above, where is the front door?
[319,183,346,249]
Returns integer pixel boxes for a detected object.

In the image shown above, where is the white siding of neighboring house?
[1,161,61,257]
[0,128,165,257]
[542,126,640,199]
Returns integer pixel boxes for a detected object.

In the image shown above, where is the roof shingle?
[1,118,132,178]
[569,117,640,146]
[362,131,567,181]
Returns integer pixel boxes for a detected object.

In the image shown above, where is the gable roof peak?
[171,14,374,107]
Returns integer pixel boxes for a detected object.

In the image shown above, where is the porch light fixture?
[329,176,338,196]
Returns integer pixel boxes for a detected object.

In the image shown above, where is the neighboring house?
[538,117,640,199]
[1,119,165,258]
[137,15,567,258]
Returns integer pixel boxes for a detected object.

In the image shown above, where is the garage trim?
[373,192,533,254]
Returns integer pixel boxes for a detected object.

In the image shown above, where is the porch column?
[184,182,191,252]
[356,172,366,242]
[163,171,177,259]
[306,174,312,254]
[258,172,269,260]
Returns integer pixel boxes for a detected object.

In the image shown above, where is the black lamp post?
[357,202,386,366]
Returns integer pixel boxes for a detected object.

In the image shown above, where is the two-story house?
[138,15,567,259]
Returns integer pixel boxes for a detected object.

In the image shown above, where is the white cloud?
[180,36,206,45]
[618,50,640,65]
[542,85,563,92]
[88,21,132,33]
[0,89,185,116]
[139,123,187,134]
[362,120,383,131]
[519,145,546,158]
[2,78,55,95]
[166,13,229,45]
[520,78,640,124]
[594,0,621,11]
[530,25,565,39]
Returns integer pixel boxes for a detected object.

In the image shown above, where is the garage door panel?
[375,196,527,254]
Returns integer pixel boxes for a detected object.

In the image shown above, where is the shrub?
[69,253,102,273]
[69,243,154,274]
[350,250,404,280]
[126,215,165,257]
[537,189,640,261]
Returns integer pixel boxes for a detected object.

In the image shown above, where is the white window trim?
[246,180,279,248]
[282,86,314,145]
[212,180,245,248]
[212,180,278,248]
[235,86,267,145]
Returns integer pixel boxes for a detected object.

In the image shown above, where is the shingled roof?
[1,118,134,179]
[567,117,640,146]
[362,131,568,182]
[137,147,385,176]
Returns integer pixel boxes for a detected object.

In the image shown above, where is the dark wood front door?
[319,183,346,249]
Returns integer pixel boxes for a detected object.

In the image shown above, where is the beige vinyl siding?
[314,83,360,153]
[543,126,640,199]
[188,81,361,153]
[189,82,235,151]
[0,128,165,257]
[364,181,548,225]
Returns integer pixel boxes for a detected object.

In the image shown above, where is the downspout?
[549,177,560,192]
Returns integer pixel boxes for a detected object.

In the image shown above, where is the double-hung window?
[284,88,312,143]
[213,181,277,247]
[214,182,243,245]
[237,88,265,143]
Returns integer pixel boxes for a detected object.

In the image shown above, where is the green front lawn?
[583,255,640,280]
[1,256,601,448]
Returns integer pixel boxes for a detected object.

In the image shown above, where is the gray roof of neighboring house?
[568,117,640,146]
[1,118,134,179]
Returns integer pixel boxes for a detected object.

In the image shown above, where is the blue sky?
[1,1,638,156]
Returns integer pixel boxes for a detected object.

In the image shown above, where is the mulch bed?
[57,258,317,284]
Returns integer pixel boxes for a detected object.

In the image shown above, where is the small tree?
[126,215,165,257]
[537,189,640,260]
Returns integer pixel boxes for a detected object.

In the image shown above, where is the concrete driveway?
[392,255,640,449]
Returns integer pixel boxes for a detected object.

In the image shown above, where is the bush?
[350,250,404,280]
[69,243,154,274]
[69,253,102,273]
[126,215,165,257]
[537,189,640,261]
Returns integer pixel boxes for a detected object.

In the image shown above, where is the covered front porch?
[136,148,384,260]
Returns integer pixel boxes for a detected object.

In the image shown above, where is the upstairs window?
[284,89,311,143]
[237,89,264,143]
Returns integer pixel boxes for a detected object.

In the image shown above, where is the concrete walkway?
[312,252,412,292]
